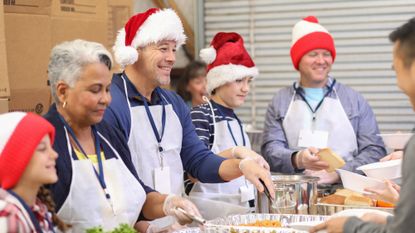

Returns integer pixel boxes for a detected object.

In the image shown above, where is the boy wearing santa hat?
[104,8,274,231]
[261,16,385,184]
[188,32,270,220]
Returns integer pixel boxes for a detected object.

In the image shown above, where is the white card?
[298,129,328,149]
[154,166,171,194]
[240,183,255,203]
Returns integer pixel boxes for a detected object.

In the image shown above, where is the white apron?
[57,129,146,232]
[121,75,183,227]
[189,102,253,220]
[282,82,357,162]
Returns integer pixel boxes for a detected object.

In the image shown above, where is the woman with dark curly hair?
[177,60,207,107]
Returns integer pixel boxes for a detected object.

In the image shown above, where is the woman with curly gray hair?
[44,39,201,232]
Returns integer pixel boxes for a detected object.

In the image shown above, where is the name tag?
[298,129,328,149]
[154,166,171,194]
[240,183,255,203]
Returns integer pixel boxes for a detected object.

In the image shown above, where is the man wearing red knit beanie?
[261,16,386,184]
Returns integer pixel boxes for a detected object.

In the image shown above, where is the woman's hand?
[162,194,201,225]
[364,180,400,204]
[380,151,403,162]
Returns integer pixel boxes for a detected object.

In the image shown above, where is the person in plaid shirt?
[0,112,68,232]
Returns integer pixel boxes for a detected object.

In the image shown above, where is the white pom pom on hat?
[113,8,187,68]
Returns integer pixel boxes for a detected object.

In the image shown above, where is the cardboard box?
[3,0,107,113]
[0,98,9,113]
[0,1,10,98]
[8,88,51,115]
[4,0,106,17]
[107,0,133,49]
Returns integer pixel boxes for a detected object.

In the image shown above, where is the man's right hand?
[295,147,329,170]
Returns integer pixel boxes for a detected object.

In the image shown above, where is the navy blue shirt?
[104,73,226,183]
[44,104,155,211]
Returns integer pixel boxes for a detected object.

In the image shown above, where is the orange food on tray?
[239,220,282,227]
[376,200,395,208]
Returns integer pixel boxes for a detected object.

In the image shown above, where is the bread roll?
[335,189,362,198]
[317,148,345,172]
[344,195,374,207]
[320,194,346,205]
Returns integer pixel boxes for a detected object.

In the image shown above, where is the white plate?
[330,208,393,219]
[379,133,413,149]
[357,159,402,180]
[337,169,385,194]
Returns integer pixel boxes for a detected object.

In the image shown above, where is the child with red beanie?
[0,112,67,232]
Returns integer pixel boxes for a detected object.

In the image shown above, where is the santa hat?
[0,112,55,189]
[200,32,259,94]
[113,8,186,68]
[290,16,336,70]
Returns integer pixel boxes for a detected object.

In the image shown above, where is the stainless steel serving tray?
[204,213,328,233]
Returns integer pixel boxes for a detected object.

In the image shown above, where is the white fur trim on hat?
[291,20,329,46]
[0,112,26,154]
[200,46,216,64]
[207,64,259,94]
[113,8,186,68]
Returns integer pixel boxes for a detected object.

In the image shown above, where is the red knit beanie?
[0,112,55,189]
[290,16,336,70]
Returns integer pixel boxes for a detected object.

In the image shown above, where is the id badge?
[240,183,255,203]
[154,166,171,194]
[298,129,328,149]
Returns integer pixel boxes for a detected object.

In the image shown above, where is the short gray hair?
[48,39,113,103]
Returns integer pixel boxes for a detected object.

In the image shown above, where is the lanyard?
[137,88,166,153]
[8,190,55,233]
[293,79,336,121]
[58,115,111,200]
[216,105,246,147]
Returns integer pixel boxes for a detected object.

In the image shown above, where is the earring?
[62,101,67,108]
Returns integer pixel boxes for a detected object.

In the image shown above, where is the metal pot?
[256,174,319,215]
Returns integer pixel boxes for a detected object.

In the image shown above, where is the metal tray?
[316,203,394,216]
[204,213,328,233]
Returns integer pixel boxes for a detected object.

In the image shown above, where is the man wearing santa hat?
[261,16,386,184]
[104,8,273,231]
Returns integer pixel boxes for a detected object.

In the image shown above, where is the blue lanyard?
[8,190,55,233]
[137,88,166,152]
[216,105,246,147]
[293,79,336,121]
[58,115,111,200]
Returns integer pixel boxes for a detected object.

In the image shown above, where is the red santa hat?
[113,8,186,68]
[200,32,259,94]
[0,112,55,189]
[290,16,336,70]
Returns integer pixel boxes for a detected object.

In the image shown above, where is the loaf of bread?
[317,148,346,172]
[344,195,374,207]
[335,189,362,198]
[320,194,346,205]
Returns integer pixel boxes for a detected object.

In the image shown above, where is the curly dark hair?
[389,17,415,68]
[37,186,71,232]
[177,60,207,102]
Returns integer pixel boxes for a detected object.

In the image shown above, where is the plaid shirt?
[0,188,54,233]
